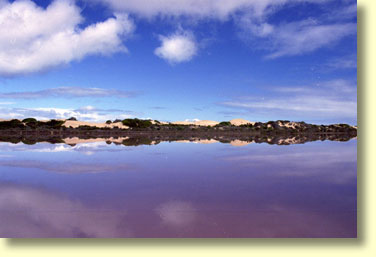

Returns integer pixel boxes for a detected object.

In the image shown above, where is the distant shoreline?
[0,118,357,139]
[0,119,357,147]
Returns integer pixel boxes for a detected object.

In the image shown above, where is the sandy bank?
[63,120,129,129]
[229,119,255,126]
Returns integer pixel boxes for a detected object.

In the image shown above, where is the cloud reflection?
[0,141,130,155]
[0,183,131,238]
[155,201,197,228]
[221,143,357,184]
[0,160,132,174]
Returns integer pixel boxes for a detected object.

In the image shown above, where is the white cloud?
[154,31,197,63]
[0,106,137,122]
[93,0,327,20]
[275,79,357,95]
[184,118,200,122]
[93,0,354,59]
[0,87,137,99]
[327,55,357,70]
[223,97,356,117]
[239,16,356,59]
[0,0,355,74]
[220,79,357,121]
[0,0,134,76]
[264,21,356,59]
[231,1,357,58]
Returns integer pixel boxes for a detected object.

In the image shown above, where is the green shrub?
[21,138,37,145]
[122,118,152,128]
[78,125,97,130]
[0,119,25,129]
[217,121,231,127]
[22,118,37,123]
[44,119,65,128]
[24,121,40,129]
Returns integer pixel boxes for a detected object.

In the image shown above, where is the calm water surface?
[0,139,357,237]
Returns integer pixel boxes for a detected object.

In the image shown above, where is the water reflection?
[155,201,198,228]
[0,160,133,174]
[0,137,356,237]
[0,183,130,238]
[0,132,356,147]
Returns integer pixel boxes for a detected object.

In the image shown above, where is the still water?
[0,138,357,238]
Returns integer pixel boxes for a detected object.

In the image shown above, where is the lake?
[0,137,357,238]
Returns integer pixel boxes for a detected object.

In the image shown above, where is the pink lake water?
[0,139,357,238]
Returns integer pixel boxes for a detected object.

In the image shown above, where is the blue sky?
[0,0,357,124]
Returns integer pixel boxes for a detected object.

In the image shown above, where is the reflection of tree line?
[0,132,356,146]
[106,133,356,146]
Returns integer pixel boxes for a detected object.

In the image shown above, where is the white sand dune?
[230,119,255,126]
[195,120,220,126]
[63,120,128,129]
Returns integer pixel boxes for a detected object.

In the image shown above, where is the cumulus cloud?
[0,0,356,73]
[154,31,198,63]
[0,0,134,76]
[0,87,138,99]
[92,0,355,59]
